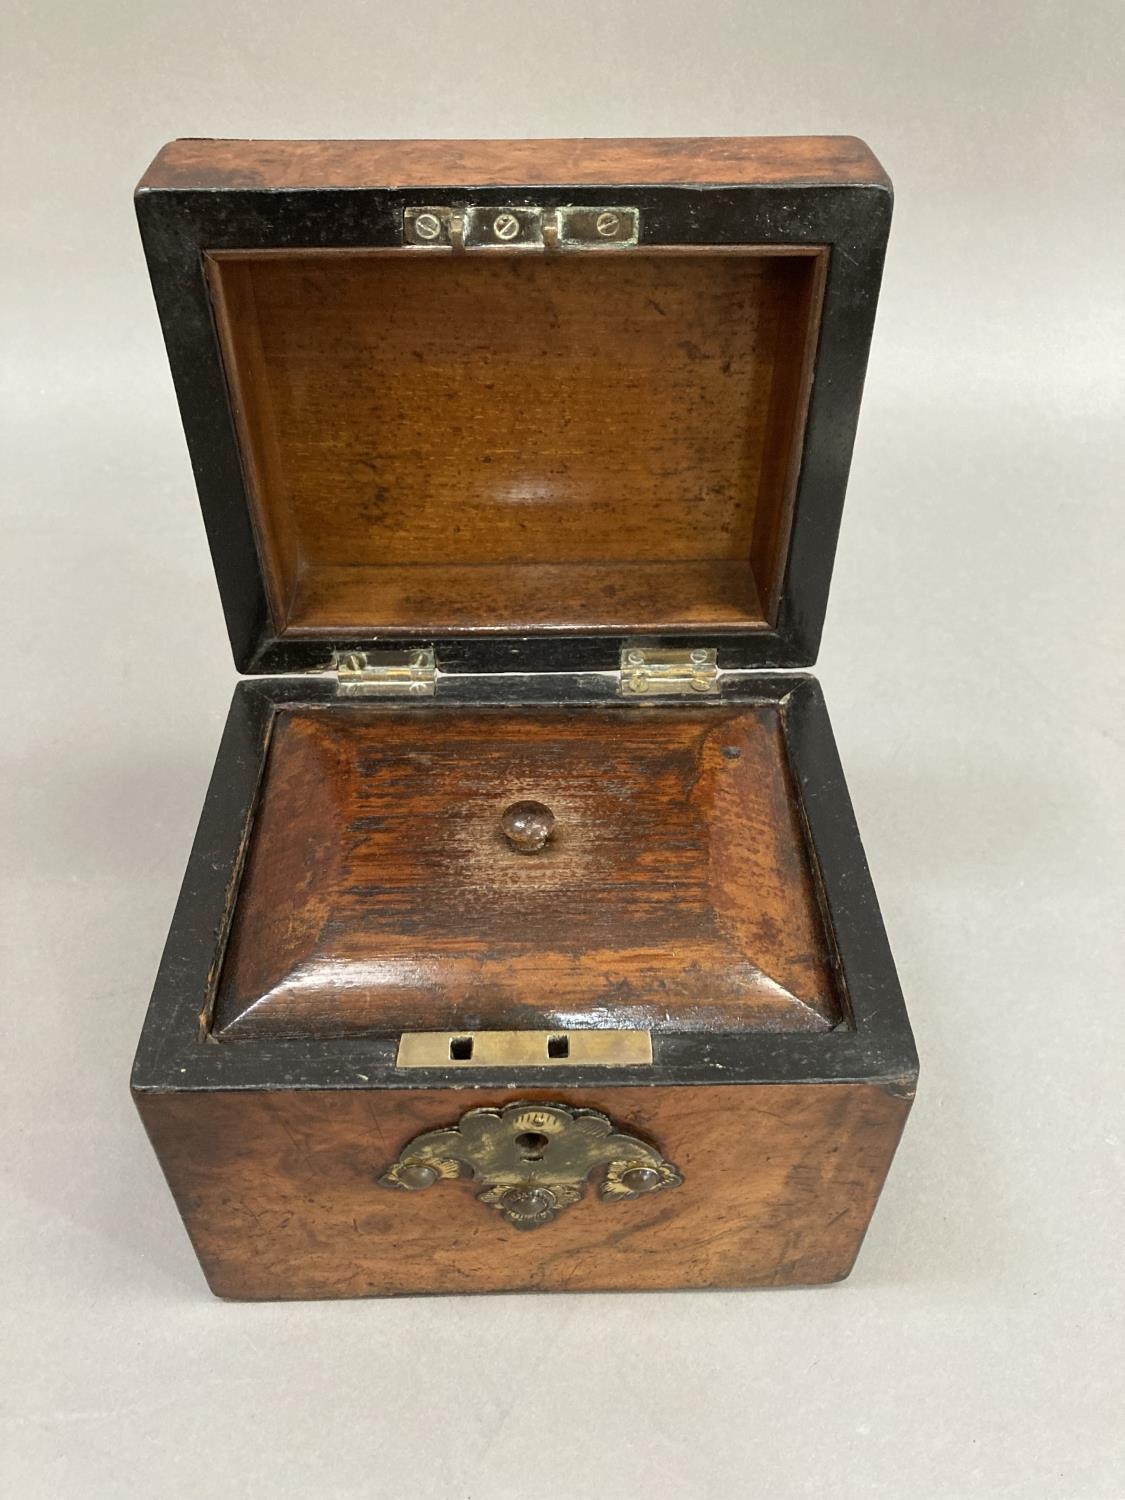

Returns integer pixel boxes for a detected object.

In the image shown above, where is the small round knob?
[500,1186,557,1222]
[500,800,555,854]
[395,1162,438,1190]
[620,1166,663,1194]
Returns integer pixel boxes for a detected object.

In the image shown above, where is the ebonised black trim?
[135,174,891,675]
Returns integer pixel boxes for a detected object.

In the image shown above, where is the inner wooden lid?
[213,703,841,1040]
[206,247,825,638]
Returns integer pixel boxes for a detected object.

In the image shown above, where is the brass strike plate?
[395,1029,653,1068]
[403,204,640,251]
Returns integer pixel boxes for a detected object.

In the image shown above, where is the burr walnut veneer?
[132,137,916,1298]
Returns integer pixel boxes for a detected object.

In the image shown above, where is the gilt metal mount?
[376,1100,682,1229]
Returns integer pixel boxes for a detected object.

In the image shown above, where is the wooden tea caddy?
[132,137,917,1298]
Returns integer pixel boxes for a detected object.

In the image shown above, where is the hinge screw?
[595,211,620,238]
[493,212,521,241]
[413,212,442,241]
[625,649,646,666]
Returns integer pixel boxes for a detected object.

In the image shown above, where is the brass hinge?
[403,204,640,252]
[330,644,718,698]
[618,645,720,698]
[334,647,436,697]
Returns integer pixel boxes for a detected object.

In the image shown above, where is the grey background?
[2,2,1122,1496]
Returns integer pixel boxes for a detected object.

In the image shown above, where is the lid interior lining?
[206,246,827,638]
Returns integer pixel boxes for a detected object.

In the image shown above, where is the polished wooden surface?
[139,135,891,192]
[136,1080,910,1297]
[206,249,823,636]
[286,561,765,636]
[214,704,841,1040]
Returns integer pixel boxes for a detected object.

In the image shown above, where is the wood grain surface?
[135,1080,910,1297]
[139,135,891,192]
[286,562,767,636]
[206,249,823,635]
[214,703,841,1040]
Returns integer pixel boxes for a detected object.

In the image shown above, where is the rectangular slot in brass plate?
[395,1030,653,1069]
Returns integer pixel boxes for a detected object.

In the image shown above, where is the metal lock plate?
[395,1029,653,1068]
[377,1100,682,1229]
[403,204,640,251]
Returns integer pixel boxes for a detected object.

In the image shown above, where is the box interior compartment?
[213,702,843,1041]
[206,247,826,638]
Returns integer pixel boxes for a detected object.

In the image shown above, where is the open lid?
[136,137,891,675]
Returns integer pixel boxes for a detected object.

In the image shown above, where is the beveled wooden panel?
[140,135,891,192]
[135,1081,910,1297]
[214,703,841,1040]
[206,249,823,635]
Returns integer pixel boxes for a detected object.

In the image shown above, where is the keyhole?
[515,1131,551,1160]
